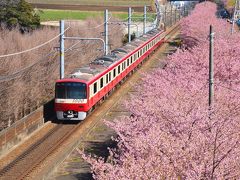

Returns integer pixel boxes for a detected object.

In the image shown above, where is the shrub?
[0,0,40,32]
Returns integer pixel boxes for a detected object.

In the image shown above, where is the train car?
[55,29,166,120]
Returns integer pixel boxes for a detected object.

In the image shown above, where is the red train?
[55,29,166,120]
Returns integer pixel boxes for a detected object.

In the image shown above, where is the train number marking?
[72,99,85,103]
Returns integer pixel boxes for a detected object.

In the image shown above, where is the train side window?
[138,51,140,58]
[131,56,133,64]
[122,63,124,71]
[106,74,108,84]
[109,72,111,81]
[113,69,116,77]
[94,82,97,94]
[127,59,129,66]
[118,65,120,74]
[100,78,103,88]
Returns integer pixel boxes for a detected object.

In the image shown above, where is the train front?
[54,79,88,120]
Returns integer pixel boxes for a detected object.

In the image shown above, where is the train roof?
[63,29,161,83]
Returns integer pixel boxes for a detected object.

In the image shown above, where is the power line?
[0,51,57,83]
[0,27,70,59]
[66,13,113,30]
[0,17,114,81]
[217,84,240,93]
[217,79,240,83]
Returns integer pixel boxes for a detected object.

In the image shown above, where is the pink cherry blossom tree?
[83,2,240,179]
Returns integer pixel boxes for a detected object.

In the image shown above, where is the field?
[27,0,152,6]
[39,9,154,22]
[40,10,128,21]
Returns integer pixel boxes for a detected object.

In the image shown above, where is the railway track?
[0,123,79,180]
[0,24,179,180]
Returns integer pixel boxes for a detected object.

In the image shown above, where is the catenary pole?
[60,20,65,79]
[170,3,173,26]
[231,0,237,34]
[144,5,147,34]
[175,7,177,23]
[164,5,167,26]
[128,7,132,43]
[209,25,214,107]
[104,9,109,55]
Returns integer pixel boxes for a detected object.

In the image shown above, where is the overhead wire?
[0,16,113,82]
[0,27,70,59]
[65,12,113,31]
[216,83,240,93]
[0,50,57,83]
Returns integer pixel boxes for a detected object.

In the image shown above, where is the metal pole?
[231,0,237,34]
[104,9,109,55]
[209,25,214,107]
[183,6,186,17]
[170,4,172,26]
[175,8,177,23]
[128,7,132,42]
[60,20,65,79]
[164,5,167,26]
[179,5,181,20]
[143,5,147,34]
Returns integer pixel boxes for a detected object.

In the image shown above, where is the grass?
[39,9,155,22]
[28,0,152,6]
[39,9,104,21]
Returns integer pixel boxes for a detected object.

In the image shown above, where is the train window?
[113,69,116,77]
[138,51,140,58]
[131,56,133,64]
[127,59,129,66]
[118,65,120,74]
[106,74,108,84]
[109,72,111,81]
[55,82,87,99]
[122,63,124,71]
[94,82,97,94]
[100,78,103,88]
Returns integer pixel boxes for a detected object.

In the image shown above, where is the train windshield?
[55,82,87,99]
